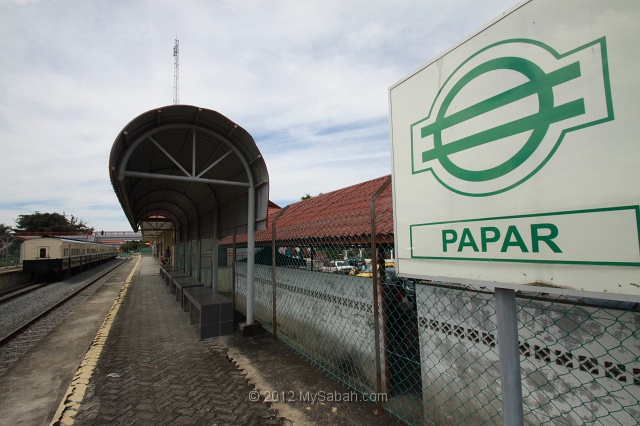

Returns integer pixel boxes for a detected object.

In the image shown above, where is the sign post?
[495,288,524,426]
[390,0,639,422]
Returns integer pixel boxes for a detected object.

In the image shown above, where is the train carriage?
[22,237,118,278]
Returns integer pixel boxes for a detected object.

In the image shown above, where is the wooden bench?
[173,276,203,306]
[182,287,234,339]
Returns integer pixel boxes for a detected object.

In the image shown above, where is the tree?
[14,211,94,233]
[301,192,324,200]
[0,223,12,237]
[119,240,147,253]
[0,224,18,265]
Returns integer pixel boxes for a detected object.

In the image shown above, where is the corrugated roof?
[109,105,269,236]
[222,175,392,246]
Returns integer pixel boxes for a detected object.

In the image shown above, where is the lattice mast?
[173,38,179,105]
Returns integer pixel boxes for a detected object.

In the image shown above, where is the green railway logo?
[411,38,613,196]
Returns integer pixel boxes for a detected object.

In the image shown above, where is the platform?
[0,255,397,425]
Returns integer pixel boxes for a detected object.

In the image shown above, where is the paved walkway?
[58,255,397,425]
[0,259,133,425]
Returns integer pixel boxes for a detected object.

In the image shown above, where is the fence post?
[212,216,219,292]
[370,176,391,415]
[232,232,237,306]
[495,287,524,426]
[246,186,256,325]
[271,206,289,339]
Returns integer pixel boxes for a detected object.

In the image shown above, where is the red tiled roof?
[221,175,393,246]
[266,200,282,220]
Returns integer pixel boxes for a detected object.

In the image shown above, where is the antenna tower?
[173,38,180,105]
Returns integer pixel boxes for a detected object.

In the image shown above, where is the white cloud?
[0,0,520,231]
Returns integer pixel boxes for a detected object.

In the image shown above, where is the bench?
[173,276,203,306]
[165,270,189,288]
[182,287,234,339]
[159,265,178,280]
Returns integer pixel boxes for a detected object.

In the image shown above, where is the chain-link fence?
[0,237,21,268]
[229,178,639,425]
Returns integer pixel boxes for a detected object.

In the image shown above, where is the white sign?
[390,0,640,297]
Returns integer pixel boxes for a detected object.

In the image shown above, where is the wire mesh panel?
[229,177,639,425]
[189,240,197,276]
[200,239,212,287]
[215,245,234,294]
[516,295,639,424]
[381,266,424,424]
[416,283,501,425]
[238,259,382,393]
[236,261,274,330]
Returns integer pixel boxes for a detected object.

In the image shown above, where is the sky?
[0,0,520,232]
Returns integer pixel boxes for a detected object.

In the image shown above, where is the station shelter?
[109,105,269,325]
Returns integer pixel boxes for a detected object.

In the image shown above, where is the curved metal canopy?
[109,105,269,237]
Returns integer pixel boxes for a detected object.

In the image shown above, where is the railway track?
[0,282,52,304]
[0,258,130,376]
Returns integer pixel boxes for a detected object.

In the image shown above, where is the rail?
[0,259,126,346]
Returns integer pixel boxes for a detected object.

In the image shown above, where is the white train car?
[22,237,117,278]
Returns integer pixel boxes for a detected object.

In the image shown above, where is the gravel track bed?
[0,259,126,341]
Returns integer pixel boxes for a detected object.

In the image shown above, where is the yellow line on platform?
[49,255,141,426]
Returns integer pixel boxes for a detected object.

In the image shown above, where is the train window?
[64,248,69,256]
[39,248,47,258]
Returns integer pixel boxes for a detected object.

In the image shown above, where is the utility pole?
[173,38,180,105]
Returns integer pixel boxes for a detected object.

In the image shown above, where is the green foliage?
[14,211,93,233]
[1,224,20,266]
[319,246,343,260]
[119,240,148,253]
[0,223,13,236]
[301,192,324,200]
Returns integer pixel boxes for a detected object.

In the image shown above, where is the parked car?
[347,257,367,268]
[334,260,353,274]
[355,261,395,278]
[319,259,354,273]
[356,264,374,278]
